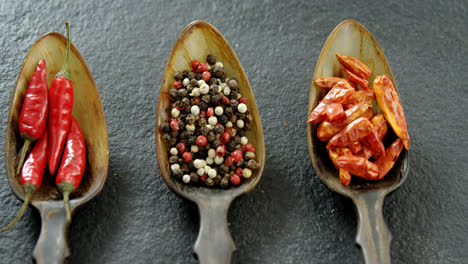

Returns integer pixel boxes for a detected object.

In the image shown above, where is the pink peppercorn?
[225,156,234,166]
[182,152,192,162]
[221,95,230,104]
[202,71,211,81]
[170,119,179,131]
[230,174,241,185]
[176,142,186,153]
[206,107,214,117]
[197,63,208,73]
[200,174,207,183]
[235,167,243,176]
[238,97,247,104]
[232,150,243,163]
[216,145,226,157]
[221,132,231,144]
[192,60,200,70]
[196,135,208,146]
[246,143,256,152]
[174,80,182,90]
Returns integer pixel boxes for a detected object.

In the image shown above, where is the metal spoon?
[307,20,409,264]
[155,20,265,264]
[5,32,109,264]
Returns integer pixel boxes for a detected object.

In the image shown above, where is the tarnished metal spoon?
[5,31,109,264]
[155,20,265,264]
[307,20,409,264]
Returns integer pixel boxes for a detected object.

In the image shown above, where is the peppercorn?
[237,113,246,120]
[225,107,234,117]
[163,133,171,141]
[178,88,188,97]
[161,123,171,133]
[169,155,179,164]
[213,124,224,134]
[188,136,196,145]
[236,159,244,167]
[246,159,259,170]
[186,114,195,124]
[212,139,221,148]
[230,99,239,108]
[213,174,222,185]
[229,90,239,100]
[168,138,177,147]
[190,79,198,87]
[173,169,183,180]
[173,71,183,81]
[199,126,209,136]
[213,66,224,77]
[246,114,254,123]
[205,177,215,187]
[228,79,238,89]
[244,122,252,130]
[219,164,229,174]
[198,117,207,127]
[245,151,255,160]
[189,172,199,183]
[211,94,221,104]
[220,177,229,188]
[170,88,178,99]
[207,132,216,142]
[198,101,208,111]
[218,115,229,125]
[195,72,202,80]
[181,163,190,173]
[230,114,238,123]
[208,78,217,85]
[186,85,194,93]
[233,136,241,145]
[227,140,237,152]
[237,129,247,137]
[201,94,211,104]
[206,54,216,65]
[181,97,190,108]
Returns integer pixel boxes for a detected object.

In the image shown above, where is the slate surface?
[0,0,466,263]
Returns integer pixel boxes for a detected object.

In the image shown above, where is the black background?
[0,1,466,263]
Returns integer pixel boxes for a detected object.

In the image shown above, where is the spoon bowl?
[307,20,409,264]
[5,32,109,264]
[156,20,265,264]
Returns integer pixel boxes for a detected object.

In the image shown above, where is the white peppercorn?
[183,174,191,183]
[238,103,247,113]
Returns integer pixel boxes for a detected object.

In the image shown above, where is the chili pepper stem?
[56,21,71,80]
[0,183,36,232]
[16,139,32,176]
[58,182,74,222]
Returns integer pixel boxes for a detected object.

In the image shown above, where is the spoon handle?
[193,200,236,264]
[353,191,391,264]
[33,203,70,264]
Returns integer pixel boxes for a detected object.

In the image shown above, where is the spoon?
[307,20,409,264]
[155,20,265,264]
[5,31,109,264]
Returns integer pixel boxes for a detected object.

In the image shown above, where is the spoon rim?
[306,19,409,198]
[155,20,266,202]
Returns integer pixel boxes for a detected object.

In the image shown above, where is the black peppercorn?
[168,138,177,147]
[230,114,238,123]
[211,94,221,104]
[227,140,237,152]
[212,139,221,148]
[198,117,207,127]
[179,131,187,139]
[244,122,252,130]
[229,90,239,100]
[233,136,241,145]
[201,94,211,104]
[178,119,186,130]
[219,115,229,125]
[188,136,196,145]
[220,177,229,188]
[237,129,247,137]
[208,78,217,85]
[207,54,216,65]
[237,113,246,120]
[188,72,196,80]
[198,101,208,111]
[171,130,178,138]
[186,114,195,124]
[185,130,194,137]
[206,178,215,187]
[182,97,190,108]
[235,159,243,167]
[199,126,210,136]
[228,79,238,89]
[225,107,234,117]
[229,99,239,108]
[173,169,183,180]
[190,172,199,183]
[195,72,202,80]
[207,132,216,142]
[213,66,224,77]
[246,160,259,170]
[173,71,183,81]
[163,133,171,141]
[170,88,178,99]
[186,85,194,93]
[219,164,229,174]
[190,98,199,105]
[178,88,188,97]
[210,84,219,93]
[214,124,224,134]
[169,155,178,164]
[213,175,222,185]
[161,123,171,133]
[181,163,190,173]
[182,70,189,78]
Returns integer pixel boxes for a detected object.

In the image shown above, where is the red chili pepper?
[56,116,86,222]
[16,59,48,176]
[1,127,48,232]
[48,22,74,175]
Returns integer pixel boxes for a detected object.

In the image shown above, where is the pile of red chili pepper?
[1,22,86,232]
[308,54,410,185]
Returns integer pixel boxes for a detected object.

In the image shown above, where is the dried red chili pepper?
[325,103,346,122]
[315,77,357,90]
[374,75,410,150]
[370,114,388,140]
[343,68,370,90]
[360,129,385,159]
[48,22,74,175]
[1,127,48,232]
[336,54,372,79]
[56,117,86,221]
[375,139,404,180]
[348,141,362,154]
[336,154,379,180]
[327,117,374,148]
[317,102,371,142]
[16,59,48,176]
[355,147,372,159]
[308,81,354,123]
[327,147,352,186]
[343,90,375,106]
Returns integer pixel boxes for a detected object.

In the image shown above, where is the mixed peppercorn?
[161,54,258,187]
[309,54,410,185]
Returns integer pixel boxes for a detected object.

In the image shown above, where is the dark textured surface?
[0,0,466,263]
